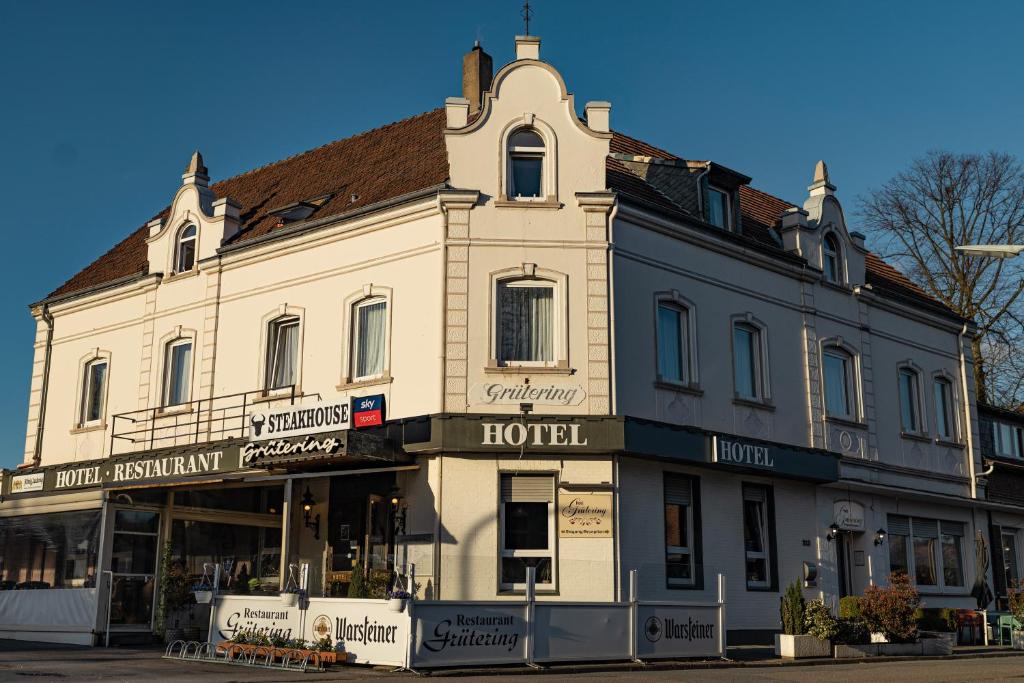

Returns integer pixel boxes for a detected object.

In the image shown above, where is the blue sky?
[0,1,1021,469]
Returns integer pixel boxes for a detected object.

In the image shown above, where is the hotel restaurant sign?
[3,443,243,496]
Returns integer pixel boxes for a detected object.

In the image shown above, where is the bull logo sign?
[250,413,267,437]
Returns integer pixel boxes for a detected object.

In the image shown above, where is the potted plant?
[916,607,956,654]
[775,580,830,658]
[387,588,411,612]
[860,572,920,646]
[156,542,194,643]
[280,585,301,607]
[1009,581,1024,650]
[191,563,216,604]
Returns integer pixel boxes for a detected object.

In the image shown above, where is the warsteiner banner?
[303,598,408,666]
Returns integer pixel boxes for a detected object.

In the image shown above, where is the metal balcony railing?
[108,386,319,456]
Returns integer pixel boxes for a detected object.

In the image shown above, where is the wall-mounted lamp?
[874,528,887,546]
[827,523,840,542]
[301,486,320,540]
[390,487,407,536]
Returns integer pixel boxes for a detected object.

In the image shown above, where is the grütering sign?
[249,400,350,442]
[412,604,528,667]
[470,382,587,407]
[557,492,613,537]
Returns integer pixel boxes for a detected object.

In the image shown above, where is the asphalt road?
[0,642,1022,682]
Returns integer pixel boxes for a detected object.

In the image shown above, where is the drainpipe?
[959,322,978,499]
[32,303,55,467]
[694,165,711,221]
[607,200,619,415]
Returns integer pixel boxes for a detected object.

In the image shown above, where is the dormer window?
[823,233,843,284]
[508,129,545,199]
[706,185,731,229]
[175,225,197,273]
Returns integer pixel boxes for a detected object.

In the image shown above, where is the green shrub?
[860,572,920,643]
[347,570,368,599]
[804,600,839,640]
[839,595,861,619]
[1009,581,1024,624]
[779,580,806,635]
[915,607,956,632]
[834,618,870,645]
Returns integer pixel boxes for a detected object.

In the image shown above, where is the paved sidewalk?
[0,639,1020,682]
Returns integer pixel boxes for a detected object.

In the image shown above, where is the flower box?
[774,634,831,658]
[217,641,340,666]
[1012,629,1024,651]
[388,597,407,613]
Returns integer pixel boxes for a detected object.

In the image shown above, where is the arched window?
[176,225,198,273]
[822,346,856,419]
[351,297,388,380]
[507,129,545,199]
[822,233,843,284]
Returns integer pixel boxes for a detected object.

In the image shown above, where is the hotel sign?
[711,434,839,483]
[557,492,613,537]
[4,444,244,495]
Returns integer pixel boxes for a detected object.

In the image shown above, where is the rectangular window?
[353,300,387,379]
[80,360,107,425]
[499,474,554,591]
[0,510,101,589]
[267,317,299,390]
[664,473,701,588]
[498,282,554,364]
[887,514,966,591]
[1003,531,1020,589]
[995,422,1023,458]
[823,350,852,418]
[510,154,543,198]
[733,324,762,400]
[742,484,773,590]
[657,304,687,383]
[934,378,954,440]
[706,186,730,229]
[899,369,920,433]
[163,340,192,407]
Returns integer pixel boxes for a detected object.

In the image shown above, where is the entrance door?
[837,533,853,598]
[108,510,160,629]
[364,495,393,573]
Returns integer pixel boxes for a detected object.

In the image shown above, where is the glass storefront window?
[0,509,101,589]
[173,486,283,514]
[171,519,281,590]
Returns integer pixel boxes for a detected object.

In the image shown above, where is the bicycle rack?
[162,640,324,672]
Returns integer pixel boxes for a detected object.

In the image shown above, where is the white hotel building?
[0,34,998,647]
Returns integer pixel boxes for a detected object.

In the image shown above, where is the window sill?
[745,584,773,592]
[900,431,932,444]
[935,438,966,450]
[70,422,106,435]
[336,374,394,391]
[163,269,200,283]
[485,364,573,376]
[497,588,559,596]
[732,397,776,412]
[825,415,868,430]
[654,380,704,397]
[493,197,562,210]
[916,589,970,597]
[156,404,193,417]
[250,387,301,405]
[821,280,853,294]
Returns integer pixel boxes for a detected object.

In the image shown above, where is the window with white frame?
[163,339,193,407]
[266,316,299,390]
[887,515,965,589]
[742,484,774,590]
[822,233,843,284]
[706,186,731,229]
[733,322,766,401]
[657,303,690,384]
[351,297,387,380]
[664,473,700,588]
[497,279,555,365]
[507,129,545,199]
[934,377,956,440]
[175,225,197,273]
[499,474,554,591]
[898,367,923,433]
[993,421,1024,458]
[79,358,108,425]
[823,346,856,419]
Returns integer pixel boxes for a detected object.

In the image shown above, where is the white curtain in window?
[356,301,387,378]
[270,320,299,388]
[733,325,758,399]
[500,285,553,362]
[823,352,850,416]
[83,361,107,423]
[166,342,192,406]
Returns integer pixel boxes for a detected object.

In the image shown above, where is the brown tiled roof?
[49,109,449,298]
[47,107,955,320]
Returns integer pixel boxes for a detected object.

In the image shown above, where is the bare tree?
[859,151,1024,408]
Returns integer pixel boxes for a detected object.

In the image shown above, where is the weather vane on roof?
[522,1,533,36]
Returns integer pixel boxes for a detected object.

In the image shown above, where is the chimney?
[462,41,493,114]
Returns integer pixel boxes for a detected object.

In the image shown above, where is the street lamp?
[955,244,1024,259]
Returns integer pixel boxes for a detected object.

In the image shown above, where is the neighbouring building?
[979,403,1024,610]
[0,33,1004,647]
